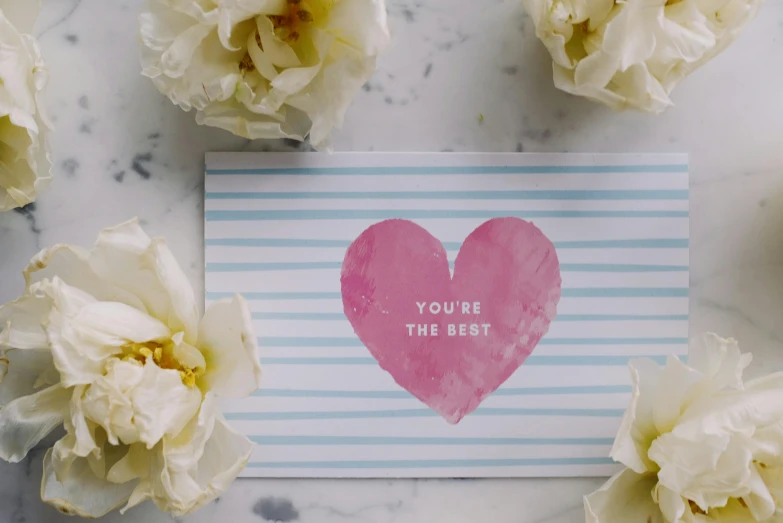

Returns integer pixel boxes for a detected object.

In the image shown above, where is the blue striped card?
[205,152,689,478]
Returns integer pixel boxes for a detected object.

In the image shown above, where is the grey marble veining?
[1,0,782,521]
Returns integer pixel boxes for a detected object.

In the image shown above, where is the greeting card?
[205,152,689,478]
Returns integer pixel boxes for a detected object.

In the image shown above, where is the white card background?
[204,152,689,478]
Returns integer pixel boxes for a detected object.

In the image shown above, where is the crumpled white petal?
[125,359,202,446]
[81,358,201,448]
[0,0,41,34]
[112,395,255,516]
[0,219,261,517]
[0,348,55,406]
[611,333,752,474]
[198,294,262,399]
[523,0,764,113]
[42,446,137,518]
[588,334,783,522]
[89,219,200,342]
[0,384,69,462]
[0,293,51,349]
[584,468,665,523]
[0,0,52,211]
[140,0,390,150]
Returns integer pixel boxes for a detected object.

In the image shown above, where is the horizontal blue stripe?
[556,239,689,249]
[206,210,688,221]
[207,164,688,175]
[205,238,689,249]
[561,264,687,272]
[227,407,625,421]
[260,356,669,366]
[254,312,348,320]
[245,457,617,468]
[555,314,688,321]
[259,337,686,347]
[562,288,688,298]
[206,288,689,300]
[206,190,688,200]
[251,312,688,322]
[247,457,616,468]
[206,262,688,273]
[248,435,615,446]
[252,385,632,398]
[209,292,344,300]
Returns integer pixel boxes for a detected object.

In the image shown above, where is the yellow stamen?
[121,340,203,388]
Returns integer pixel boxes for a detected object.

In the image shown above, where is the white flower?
[139,0,390,151]
[585,334,783,522]
[0,219,262,518]
[522,0,763,113]
[0,0,52,211]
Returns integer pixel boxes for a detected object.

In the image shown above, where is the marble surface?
[1,0,782,521]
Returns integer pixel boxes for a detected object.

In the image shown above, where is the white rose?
[0,219,263,518]
[0,0,52,211]
[139,0,390,151]
[522,0,763,113]
[585,334,783,522]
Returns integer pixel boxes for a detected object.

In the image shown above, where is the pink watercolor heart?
[340,218,562,424]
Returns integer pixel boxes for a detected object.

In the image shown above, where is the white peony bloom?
[0,219,262,518]
[585,334,783,522]
[522,0,763,113]
[0,0,52,211]
[139,0,390,151]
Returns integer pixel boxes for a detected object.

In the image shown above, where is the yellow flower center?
[271,0,333,41]
[239,0,335,72]
[122,340,204,387]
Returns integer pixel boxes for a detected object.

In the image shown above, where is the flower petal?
[158,410,254,516]
[302,45,377,150]
[107,442,151,486]
[89,219,200,343]
[523,0,762,114]
[217,0,286,50]
[0,292,51,349]
[73,301,172,345]
[651,353,702,434]
[651,484,687,523]
[687,333,750,392]
[0,383,68,462]
[742,463,777,521]
[115,394,253,516]
[81,360,145,446]
[325,0,390,56]
[141,0,389,151]
[198,294,261,399]
[44,279,126,386]
[601,1,659,70]
[131,359,202,447]
[650,429,754,512]
[610,357,662,474]
[24,243,145,311]
[0,4,52,212]
[41,447,135,519]
[196,99,308,141]
[172,334,207,372]
[0,0,41,34]
[0,347,55,406]
[584,468,665,523]
[51,385,103,480]
[255,16,300,68]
